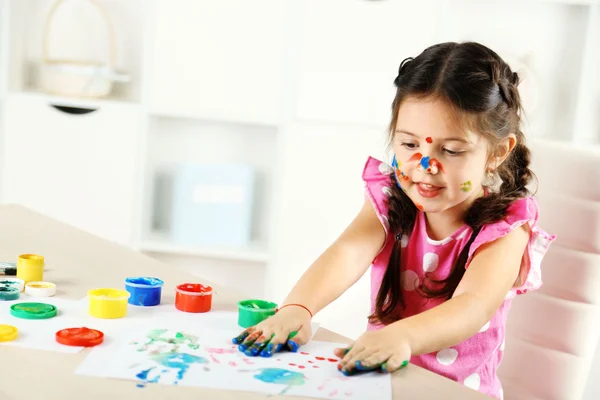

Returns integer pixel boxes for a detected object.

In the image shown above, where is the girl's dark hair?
[369,42,534,326]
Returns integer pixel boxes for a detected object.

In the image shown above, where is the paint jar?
[88,288,130,319]
[0,286,20,301]
[175,283,212,313]
[16,254,44,284]
[124,277,164,306]
[25,281,56,297]
[237,299,278,328]
[0,277,25,292]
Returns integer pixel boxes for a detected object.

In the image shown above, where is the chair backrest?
[498,138,600,400]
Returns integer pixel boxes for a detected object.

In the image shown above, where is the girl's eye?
[401,142,417,149]
[443,148,463,156]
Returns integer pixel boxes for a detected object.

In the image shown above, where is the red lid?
[176,283,212,295]
[56,327,104,347]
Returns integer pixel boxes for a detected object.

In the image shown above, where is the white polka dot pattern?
[400,234,409,248]
[422,252,439,272]
[464,373,481,390]
[436,348,458,365]
[402,270,419,291]
[378,163,393,174]
[382,186,392,197]
[478,321,490,333]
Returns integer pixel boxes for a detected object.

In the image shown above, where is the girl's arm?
[396,224,530,356]
[281,197,387,316]
[337,224,530,372]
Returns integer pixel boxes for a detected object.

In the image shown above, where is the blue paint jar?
[124,277,164,306]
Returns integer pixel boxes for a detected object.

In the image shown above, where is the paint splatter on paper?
[79,328,391,400]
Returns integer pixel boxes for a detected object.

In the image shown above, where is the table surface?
[0,205,490,400]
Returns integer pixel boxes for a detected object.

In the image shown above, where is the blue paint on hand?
[288,341,299,352]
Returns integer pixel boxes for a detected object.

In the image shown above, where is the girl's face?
[392,97,490,214]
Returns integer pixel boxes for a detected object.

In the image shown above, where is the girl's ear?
[490,133,517,168]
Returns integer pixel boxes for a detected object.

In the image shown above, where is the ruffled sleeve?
[362,156,394,247]
[466,197,556,298]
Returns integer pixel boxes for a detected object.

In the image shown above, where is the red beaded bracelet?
[276,303,313,318]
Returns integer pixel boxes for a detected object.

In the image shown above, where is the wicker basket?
[37,0,129,98]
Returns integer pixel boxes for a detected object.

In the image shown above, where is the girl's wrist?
[276,303,313,319]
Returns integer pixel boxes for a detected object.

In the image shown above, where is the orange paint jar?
[175,283,213,313]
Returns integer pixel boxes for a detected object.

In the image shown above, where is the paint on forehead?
[460,181,472,192]
[426,137,432,144]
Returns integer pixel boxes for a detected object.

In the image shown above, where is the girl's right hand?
[232,306,312,358]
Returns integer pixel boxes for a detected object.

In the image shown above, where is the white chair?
[498,138,600,399]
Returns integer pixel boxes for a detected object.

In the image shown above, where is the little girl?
[232,41,556,399]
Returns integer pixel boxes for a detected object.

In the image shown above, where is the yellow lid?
[0,324,18,342]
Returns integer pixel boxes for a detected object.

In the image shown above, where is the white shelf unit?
[0,0,597,276]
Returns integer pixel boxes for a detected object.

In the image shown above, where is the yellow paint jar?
[88,288,130,319]
[16,254,44,284]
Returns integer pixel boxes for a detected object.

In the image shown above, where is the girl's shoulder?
[469,196,557,297]
[362,156,393,233]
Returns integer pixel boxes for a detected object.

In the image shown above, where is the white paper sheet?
[76,327,391,400]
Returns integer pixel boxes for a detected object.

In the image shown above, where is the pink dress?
[362,156,556,399]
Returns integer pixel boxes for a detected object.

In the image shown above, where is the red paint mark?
[300,351,309,355]
[313,365,319,368]
[299,365,306,369]
[207,347,236,354]
[210,355,220,364]
[327,358,337,362]
[289,363,296,366]
[408,153,423,162]
[243,358,254,365]
[430,158,445,173]
[425,137,432,143]
[337,364,342,370]
[276,359,281,361]
[345,392,353,397]
[308,360,314,363]
[329,389,339,396]
[228,361,238,367]
[315,356,326,361]
[427,168,431,173]
[415,203,424,210]
[403,175,410,181]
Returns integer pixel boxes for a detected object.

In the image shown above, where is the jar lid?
[0,324,18,342]
[56,327,104,347]
[125,277,164,288]
[10,302,57,319]
[25,281,56,297]
[176,283,213,296]
[0,286,20,301]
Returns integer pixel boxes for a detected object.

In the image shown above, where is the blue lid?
[125,277,164,288]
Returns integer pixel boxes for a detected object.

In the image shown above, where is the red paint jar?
[175,283,213,313]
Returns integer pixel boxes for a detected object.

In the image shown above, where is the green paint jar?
[237,299,278,328]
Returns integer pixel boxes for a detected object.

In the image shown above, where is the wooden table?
[0,205,490,399]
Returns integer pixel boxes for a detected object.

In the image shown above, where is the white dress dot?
[436,348,458,366]
[401,270,419,291]
[378,163,393,174]
[500,339,505,351]
[478,321,490,333]
[464,373,481,390]
[499,388,504,400]
[456,229,469,240]
[400,234,409,248]
[382,186,392,197]
[422,252,439,273]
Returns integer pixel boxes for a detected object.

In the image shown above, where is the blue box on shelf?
[169,163,255,247]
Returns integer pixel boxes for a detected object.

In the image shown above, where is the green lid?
[10,302,57,319]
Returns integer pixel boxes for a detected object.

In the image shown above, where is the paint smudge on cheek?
[415,203,424,211]
[408,153,423,162]
[460,180,472,192]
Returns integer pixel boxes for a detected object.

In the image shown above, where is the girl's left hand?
[333,327,412,375]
